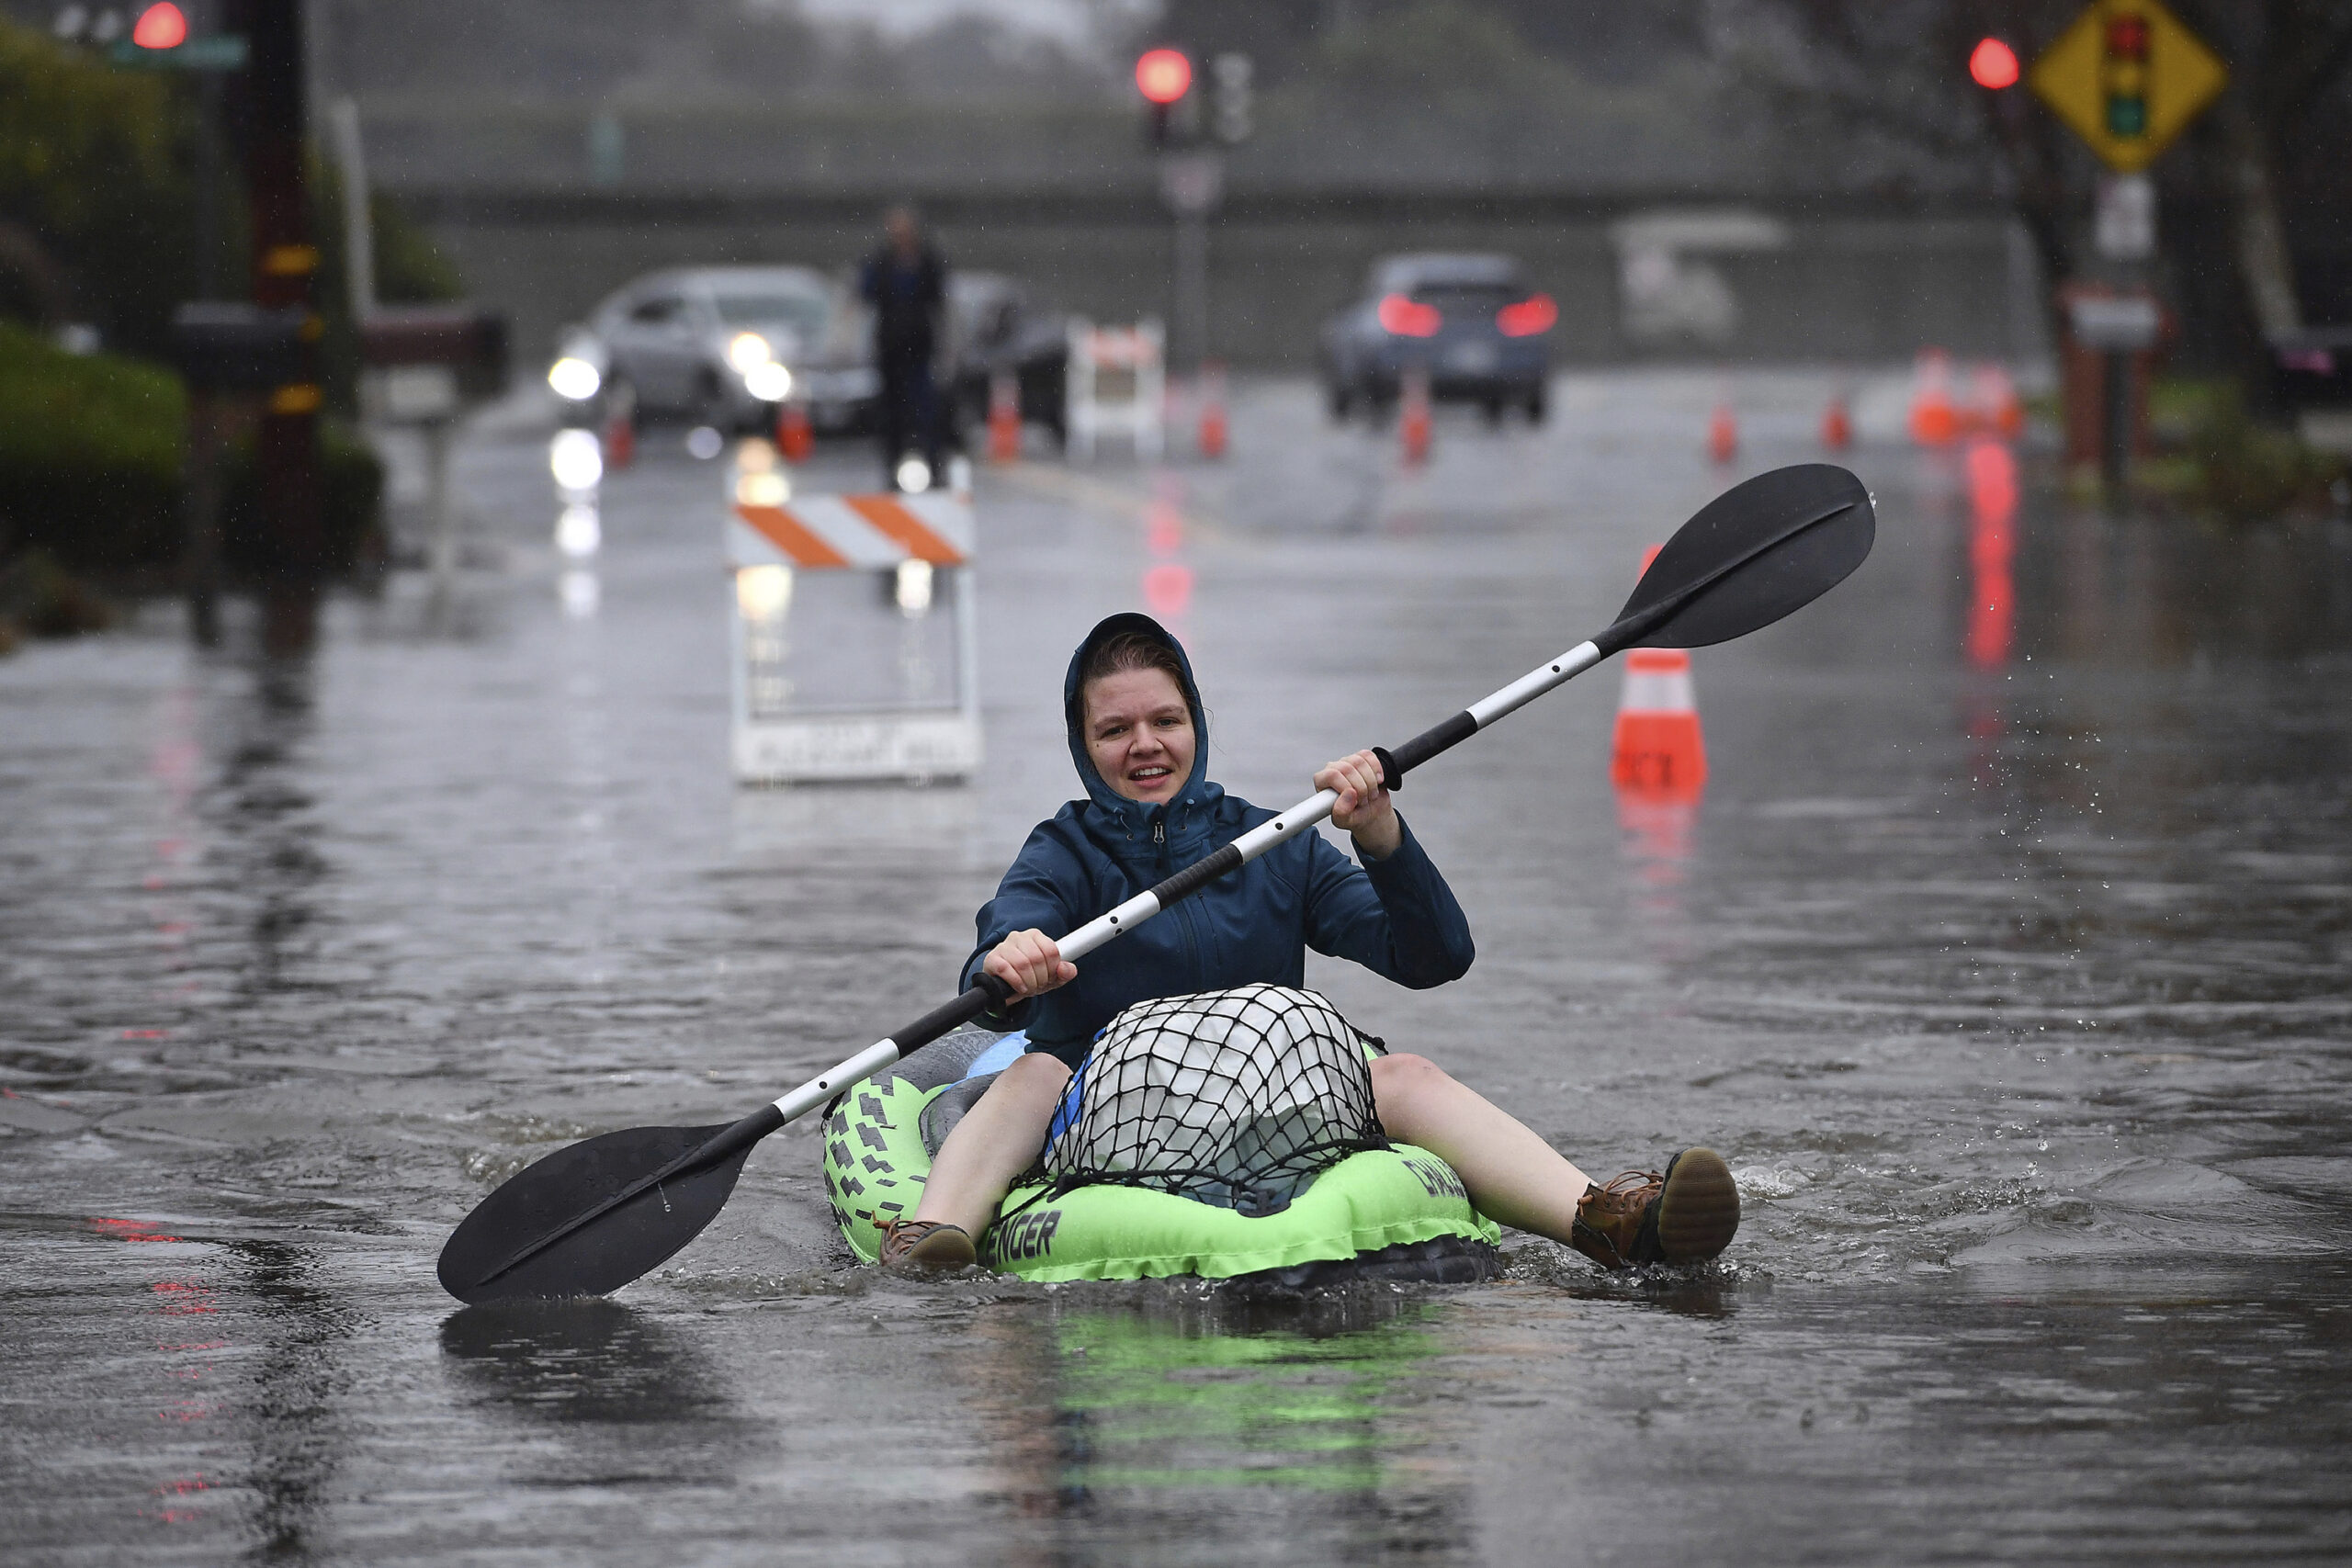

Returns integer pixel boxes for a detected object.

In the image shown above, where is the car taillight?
[1377,294,1442,337]
[1497,294,1557,337]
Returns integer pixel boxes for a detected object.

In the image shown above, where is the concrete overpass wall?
[367,96,2044,373]
[402,190,2045,374]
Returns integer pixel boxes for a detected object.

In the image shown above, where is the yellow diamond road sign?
[2030,0,2227,173]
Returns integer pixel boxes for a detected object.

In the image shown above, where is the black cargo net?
[1020,984,1389,1221]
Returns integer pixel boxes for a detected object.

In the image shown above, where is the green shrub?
[0,22,199,359]
[2,17,463,402]
[0,321,382,586]
[0,320,183,571]
[2152,378,2349,521]
[0,546,115,639]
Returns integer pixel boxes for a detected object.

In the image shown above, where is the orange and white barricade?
[1066,318,1165,462]
[725,447,980,783]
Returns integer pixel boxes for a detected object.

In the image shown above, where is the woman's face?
[1083,667,1195,806]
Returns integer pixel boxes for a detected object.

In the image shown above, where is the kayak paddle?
[437,461,1874,1303]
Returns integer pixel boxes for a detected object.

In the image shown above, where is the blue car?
[1319,253,1555,424]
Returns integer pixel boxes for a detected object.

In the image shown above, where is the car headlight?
[548,428,603,491]
[548,356,602,401]
[727,332,772,374]
[742,362,794,402]
[736,470,790,507]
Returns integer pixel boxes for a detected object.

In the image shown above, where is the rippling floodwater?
[5,374,2349,1564]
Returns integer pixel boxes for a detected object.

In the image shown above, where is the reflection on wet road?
[4,373,2349,1563]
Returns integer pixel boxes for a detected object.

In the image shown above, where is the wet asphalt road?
[5,371,2351,1565]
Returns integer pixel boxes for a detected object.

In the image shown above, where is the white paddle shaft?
[765,638,1604,1125]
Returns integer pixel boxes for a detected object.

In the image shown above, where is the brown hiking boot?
[1569,1148,1739,1270]
[877,1218,977,1269]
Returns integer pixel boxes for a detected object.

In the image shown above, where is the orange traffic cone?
[1611,649,1707,801]
[601,409,635,470]
[775,401,814,465]
[1820,393,1853,451]
[1909,348,1959,446]
[987,371,1021,464]
[1973,364,2025,439]
[1611,546,1706,802]
[1399,367,1431,467]
[1197,363,1228,460]
[1707,401,1738,464]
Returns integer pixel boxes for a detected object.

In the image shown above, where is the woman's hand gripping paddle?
[437,462,1874,1303]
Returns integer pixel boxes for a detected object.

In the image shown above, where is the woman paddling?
[880,613,1738,1272]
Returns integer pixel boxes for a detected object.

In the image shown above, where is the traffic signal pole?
[1176,205,1208,375]
[1159,155,1220,374]
[1136,49,1249,385]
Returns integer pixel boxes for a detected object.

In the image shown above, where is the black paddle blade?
[1611,463,1874,649]
[438,1124,746,1304]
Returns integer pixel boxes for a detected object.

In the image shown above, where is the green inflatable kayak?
[822,1024,1502,1285]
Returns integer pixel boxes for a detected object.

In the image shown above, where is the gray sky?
[791,0,1143,47]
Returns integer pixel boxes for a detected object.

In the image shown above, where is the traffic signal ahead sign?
[2030,0,2225,173]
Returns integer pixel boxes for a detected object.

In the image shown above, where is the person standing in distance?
[859,206,947,491]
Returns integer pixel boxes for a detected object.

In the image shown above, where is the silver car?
[548,265,879,433]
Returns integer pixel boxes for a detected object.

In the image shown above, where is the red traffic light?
[1969,37,2019,90]
[1136,49,1193,106]
[132,2,187,49]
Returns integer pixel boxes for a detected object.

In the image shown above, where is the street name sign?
[2068,293,2162,351]
[1159,152,1225,217]
[2030,0,2225,173]
[108,34,248,70]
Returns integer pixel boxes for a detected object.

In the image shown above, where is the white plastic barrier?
[725,450,981,784]
[1066,318,1165,461]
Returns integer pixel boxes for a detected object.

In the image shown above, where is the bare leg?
[1371,1053,1594,1245]
[911,1053,1071,1237]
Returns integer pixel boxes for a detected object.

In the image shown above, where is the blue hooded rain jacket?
[963,613,1476,1065]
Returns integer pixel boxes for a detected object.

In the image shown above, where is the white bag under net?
[1040,984,1386,1215]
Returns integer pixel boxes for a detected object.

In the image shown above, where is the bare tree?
[1724,0,2352,366]
[2171,0,2352,338]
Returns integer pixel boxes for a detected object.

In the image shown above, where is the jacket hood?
[1063,612,1219,832]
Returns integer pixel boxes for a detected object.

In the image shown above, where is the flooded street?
[6,371,2351,1564]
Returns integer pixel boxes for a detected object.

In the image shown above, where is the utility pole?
[187,68,229,646]
[232,0,324,641]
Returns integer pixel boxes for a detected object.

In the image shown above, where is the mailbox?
[170,302,308,391]
[2272,330,2352,411]
[358,304,509,417]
